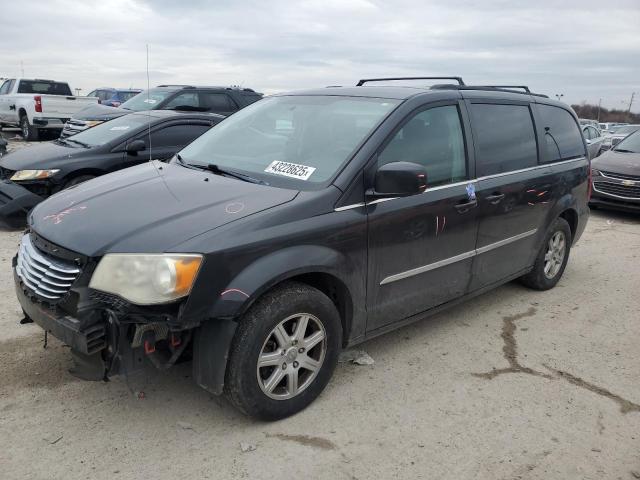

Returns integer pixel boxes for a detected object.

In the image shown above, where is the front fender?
[209,245,355,320]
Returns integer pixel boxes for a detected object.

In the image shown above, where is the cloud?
[0,0,638,111]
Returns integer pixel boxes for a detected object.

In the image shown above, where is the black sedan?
[591,130,640,213]
[0,110,223,226]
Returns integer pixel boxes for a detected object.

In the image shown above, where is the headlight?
[89,254,203,305]
[10,169,60,181]
[84,120,104,128]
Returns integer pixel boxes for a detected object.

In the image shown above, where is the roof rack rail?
[157,84,195,88]
[357,76,465,86]
[482,85,530,93]
[429,84,548,98]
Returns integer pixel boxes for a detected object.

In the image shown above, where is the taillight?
[34,96,42,113]
[587,166,593,200]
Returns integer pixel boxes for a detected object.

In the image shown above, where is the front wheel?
[224,282,342,420]
[520,217,572,290]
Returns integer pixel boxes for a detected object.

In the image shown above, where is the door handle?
[454,199,478,213]
[486,193,505,204]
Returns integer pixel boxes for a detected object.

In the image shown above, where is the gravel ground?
[0,135,639,479]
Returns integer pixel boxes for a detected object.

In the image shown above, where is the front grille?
[15,234,81,300]
[601,170,640,181]
[594,181,640,199]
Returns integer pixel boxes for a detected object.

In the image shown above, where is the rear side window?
[163,92,200,109]
[200,93,238,112]
[537,105,586,162]
[148,123,211,148]
[17,80,72,96]
[378,105,467,187]
[469,104,538,176]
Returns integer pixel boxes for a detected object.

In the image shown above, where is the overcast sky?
[2,0,639,111]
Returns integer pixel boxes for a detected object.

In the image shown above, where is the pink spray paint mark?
[220,288,249,298]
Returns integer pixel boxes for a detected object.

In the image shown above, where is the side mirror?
[126,139,146,155]
[370,161,427,197]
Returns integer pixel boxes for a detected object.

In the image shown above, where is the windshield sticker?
[264,161,316,180]
[110,126,130,131]
[143,99,157,104]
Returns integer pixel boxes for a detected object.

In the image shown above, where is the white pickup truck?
[0,78,98,140]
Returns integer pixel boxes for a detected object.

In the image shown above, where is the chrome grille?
[601,170,640,181]
[15,234,80,300]
[593,181,640,199]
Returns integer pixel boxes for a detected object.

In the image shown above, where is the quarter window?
[537,105,586,162]
[469,104,538,176]
[378,105,467,187]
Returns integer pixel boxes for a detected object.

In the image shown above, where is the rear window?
[537,105,586,162]
[17,80,72,96]
[469,103,538,176]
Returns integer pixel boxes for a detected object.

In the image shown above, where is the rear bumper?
[0,180,44,227]
[33,117,68,129]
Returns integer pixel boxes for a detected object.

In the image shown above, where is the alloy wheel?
[257,313,327,400]
[544,231,566,279]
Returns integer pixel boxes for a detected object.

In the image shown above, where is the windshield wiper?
[614,148,636,153]
[64,138,91,148]
[205,164,268,185]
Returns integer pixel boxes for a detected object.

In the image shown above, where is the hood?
[74,104,129,121]
[0,141,78,170]
[30,162,298,256]
[592,150,640,176]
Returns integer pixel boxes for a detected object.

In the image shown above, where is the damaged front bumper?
[0,180,44,228]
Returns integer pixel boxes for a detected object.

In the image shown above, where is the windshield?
[67,114,153,147]
[615,125,640,135]
[119,90,142,102]
[615,130,640,153]
[178,95,400,187]
[120,88,176,111]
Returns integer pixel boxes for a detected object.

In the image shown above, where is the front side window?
[537,105,586,162]
[147,124,211,148]
[0,80,11,95]
[179,95,400,188]
[582,127,592,140]
[378,105,467,187]
[470,103,538,176]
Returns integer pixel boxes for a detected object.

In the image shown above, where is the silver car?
[582,125,604,159]
[601,124,640,152]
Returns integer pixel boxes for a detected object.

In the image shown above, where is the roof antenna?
[145,44,178,201]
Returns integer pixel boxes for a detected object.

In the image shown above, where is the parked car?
[61,85,262,137]
[87,88,142,107]
[582,124,604,158]
[0,110,222,226]
[0,78,98,140]
[601,124,640,151]
[591,130,640,212]
[13,77,589,419]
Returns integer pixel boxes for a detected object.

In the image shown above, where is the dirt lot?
[1,135,639,479]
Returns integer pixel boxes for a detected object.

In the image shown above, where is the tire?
[224,281,342,420]
[20,115,39,141]
[63,175,95,189]
[520,217,572,290]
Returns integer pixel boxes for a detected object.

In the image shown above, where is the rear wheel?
[224,282,342,420]
[20,115,39,141]
[520,217,571,290]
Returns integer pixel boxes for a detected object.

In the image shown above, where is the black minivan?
[13,77,589,419]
